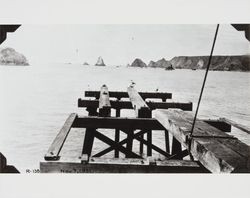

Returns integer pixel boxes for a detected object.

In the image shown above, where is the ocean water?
[0,63,250,173]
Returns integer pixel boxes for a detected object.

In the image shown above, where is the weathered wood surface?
[85,90,172,100]
[78,98,192,111]
[44,113,77,160]
[73,116,165,130]
[155,109,250,173]
[127,86,152,118]
[98,85,111,117]
[40,157,206,173]
[219,117,250,134]
[127,86,152,155]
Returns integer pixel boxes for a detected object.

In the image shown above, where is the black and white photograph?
[0,0,250,197]
[1,24,249,174]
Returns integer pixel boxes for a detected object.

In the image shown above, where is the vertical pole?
[114,108,120,158]
[139,133,144,156]
[171,137,182,159]
[126,130,134,158]
[165,130,170,153]
[82,107,97,157]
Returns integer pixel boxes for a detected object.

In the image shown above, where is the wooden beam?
[155,109,250,173]
[93,130,147,157]
[44,113,77,161]
[78,99,192,111]
[85,90,172,100]
[98,85,111,117]
[40,158,206,173]
[72,116,165,130]
[127,86,152,156]
[94,130,141,158]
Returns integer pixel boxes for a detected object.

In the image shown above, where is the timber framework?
[40,85,250,173]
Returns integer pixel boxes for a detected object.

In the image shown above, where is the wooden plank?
[85,90,172,100]
[78,99,192,111]
[98,85,111,117]
[40,158,206,173]
[219,117,250,134]
[72,116,165,130]
[44,113,77,161]
[127,86,151,118]
[155,109,250,173]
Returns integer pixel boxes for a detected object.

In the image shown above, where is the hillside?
[170,55,250,71]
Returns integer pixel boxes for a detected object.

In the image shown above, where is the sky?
[1,24,249,65]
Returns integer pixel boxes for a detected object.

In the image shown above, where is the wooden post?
[126,130,134,158]
[171,137,183,159]
[99,85,111,117]
[115,108,121,158]
[127,86,152,156]
[82,128,96,156]
[165,130,170,153]
[82,108,97,157]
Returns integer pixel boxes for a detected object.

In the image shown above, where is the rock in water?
[148,58,174,70]
[148,60,156,67]
[95,56,106,66]
[130,58,147,67]
[83,62,89,65]
[0,47,29,66]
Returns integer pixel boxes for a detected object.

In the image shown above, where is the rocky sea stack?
[83,62,89,65]
[148,58,174,70]
[130,58,147,67]
[95,56,106,66]
[0,47,29,66]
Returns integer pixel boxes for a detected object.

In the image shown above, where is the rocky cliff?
[148,58,174,70]
[170,55,250,71]
[130,58,147,67]
[0,47,29,66]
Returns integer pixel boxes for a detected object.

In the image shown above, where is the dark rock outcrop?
[95,56,106,66]
[170,55,250,71]
[0,47,29,66]
[148,58,173,69]
[130,58,147,67]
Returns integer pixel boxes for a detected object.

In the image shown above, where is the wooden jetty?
[40,85,250,173]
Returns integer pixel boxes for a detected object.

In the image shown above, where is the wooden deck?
[155,109,250,173]
[41,85,250,173]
